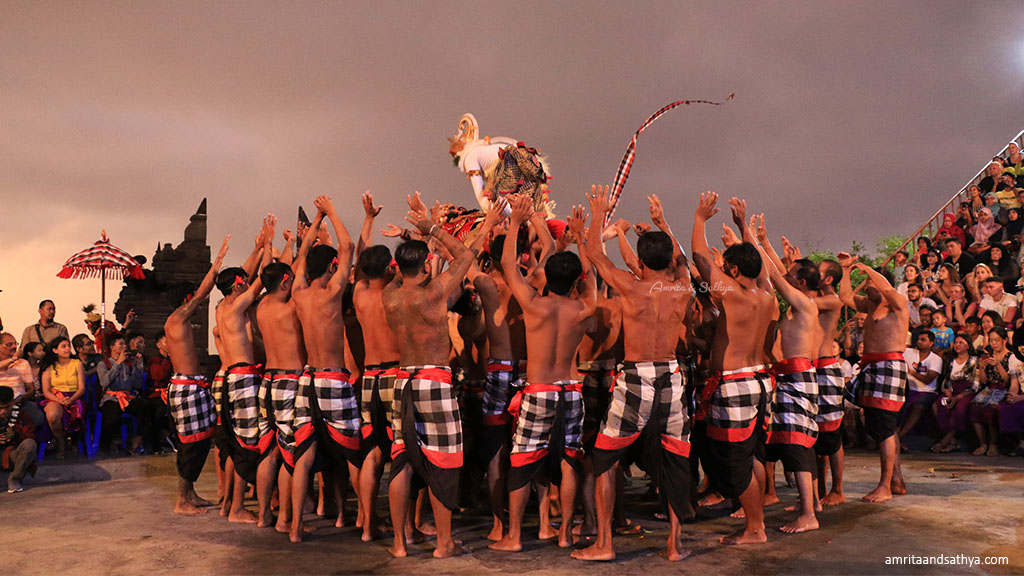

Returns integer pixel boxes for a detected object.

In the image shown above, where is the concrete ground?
[3,449,1023,575]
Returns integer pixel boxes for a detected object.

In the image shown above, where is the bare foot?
[762,493,781,507]
[890,477,907,496]
[417,521,437,536]
[387,545,407,558]
[174,499,207,516]
[335,514,350,528]
[189,494,214,508]
[780,514,819,534]
[361,525,387,542]
[538,523,558,540]
[720,527,768,545]
[986,444,999,456]
[558,532,579,548]
[573,523,597,537]
[433,540,465,559]
[257,513,276,528]
[972,446,986,455]
[275,518,290,534]
[219,502,230,517]
[698,492,724,508]
[821,491,845,507]
[660,546,693,562]
[408,527,433,544]
[730,508,746,519]
[488,535,523,552]
[861,485,892,503]
[571,542,616,562]
[228,508,258,524]
[486,520,504,542]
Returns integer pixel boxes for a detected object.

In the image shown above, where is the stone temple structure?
[113,199,212,363]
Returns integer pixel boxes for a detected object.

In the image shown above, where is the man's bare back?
[166,236,231,375]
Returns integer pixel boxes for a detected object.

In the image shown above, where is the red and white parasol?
[56,230,144,329]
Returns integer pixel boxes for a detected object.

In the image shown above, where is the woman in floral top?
[968,328,1021,455]
[931,335,977,453]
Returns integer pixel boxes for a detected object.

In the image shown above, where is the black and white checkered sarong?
[168,373,216,443]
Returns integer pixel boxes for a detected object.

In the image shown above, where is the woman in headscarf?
[968,207,1002,257]
[937,213,966,247]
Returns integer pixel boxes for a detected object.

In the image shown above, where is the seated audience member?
[0,386,37,493]
[969,328,1019,456]
[923,250,942,284]
[72,334,103,380]
[906,284,937,328]
[929,310,954,351]
[964,316,986,353]
[966,263,993,305]
[956,202,975,242]
[998,370,1024,456]
[21,342,45,388]
[912,236,932,270]
[978,161,1005,197]
[39,336,85,459]
[936,283,968,332]
[995,207,1024,249]
[942,238,975,279]
[898,332,943,443]
[985,246,1020,293]
[144,330,174,452]
[968,207,1002,256]
[978,276,1018,327]
[896,263,924,296]
[926,263,959,302]
[0,333,44,429]
[936,214,966,249]
[932,335,978,453]
[96,334,146,454]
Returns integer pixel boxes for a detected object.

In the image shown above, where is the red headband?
[282,273,291,283]
[184,292,195,303]
[233,276,245,287]
[331,256,339,266]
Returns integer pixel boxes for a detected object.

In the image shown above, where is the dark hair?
[792,258,821,291]
[931,309,946,318]
[907,282,924,291]
[215,267,247,296]
[965,315,982,326]
[636,231,673,271]
[917,330,935,342]
[168,281,197,306]
[450,285,480,316]
[155,329,166,341]
[722,242,762,279]
[125,332,144,343]
[872,266,894,287]
[261,261,294,294]
[306,244,339,281]
[917,236,932,248]
[952,333,973,352]
[0,386,13,404]
[819,259,842,287]
[71,333,93,352]
[108,333,126,348]
[984,275,1004,285]
[358,245,393,279]
[38,299,54,309]
[919,304,935,313]
[982,310,1005,328]
[945,237,962,246]
[21,341,43,360]
[394,240,430,276]
[487,231,529,269]
[40,336,70,373]
[990,326,1008,341]
[544,252,583,296]
[896,250,909,258]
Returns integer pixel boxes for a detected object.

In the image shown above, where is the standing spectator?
[891,251,909,286]
[96,334,146,454]
[39,336,85,459]
[0,333,44,430]
[18,300,69,356]
[0,386,37,493]
[931,335,978,453]
[969,328,1019,455]
[898,332,943,443]
[943,238,975,279]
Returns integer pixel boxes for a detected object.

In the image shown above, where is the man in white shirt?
[898,332,943,443]
[978,277,1018,326]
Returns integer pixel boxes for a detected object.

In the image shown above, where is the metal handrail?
[851,129,1024,293]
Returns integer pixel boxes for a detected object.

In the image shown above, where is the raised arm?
[404,192,475,297]
[177,235,230,319]
[752,214,787,273]
[292,208,325,290]
[837,253,869,312]
[691,191,734,288]
[853,261,906,312]
[358,190,382,256]
[279,229,295,267]
[242,228,265,281]
[729,197,756,245]
[610,219,643,277]
[500,194,539,306]
[314,195,354,292]
[585,185,635,295]
[236,214,274,308]
[567,204,598,308]
[751,235,814,316]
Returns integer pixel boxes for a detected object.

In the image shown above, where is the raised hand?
[214,235,231,268]
[297,221,309,240]
[721,223,740,247]
[404,206,434,236]
[729,197,747,228]
[648,194,667,227]
[567,204,587,243]
[613,218,631,234]
[754,214,767,243]
[837,252,858,269]
[262,214,277,244]
[781,236,802,261]
[484,197,509,229]
[508,193,534,224]
[314,195,336,217]
[710,246,725,268]
[634,222,651,236]
[316,221,332,246]
[407,191,429,214]
[587,184,612,215]
[696,191,719,222]
[362,191,382,218]
[381,224,405,238]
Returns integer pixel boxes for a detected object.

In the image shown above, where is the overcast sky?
[2,1,1024,339]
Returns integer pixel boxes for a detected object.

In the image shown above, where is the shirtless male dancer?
[255,244,307,533]
[384,192,496,559]
[573,187,694,562]
[215,215,275,524]
[749,217,822,533]
[489,197,596,553]
[291,195,360,543]
[838,253,909,502]
[164,235,229,515]
[689,192,775,546]
[349,191,404,542]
